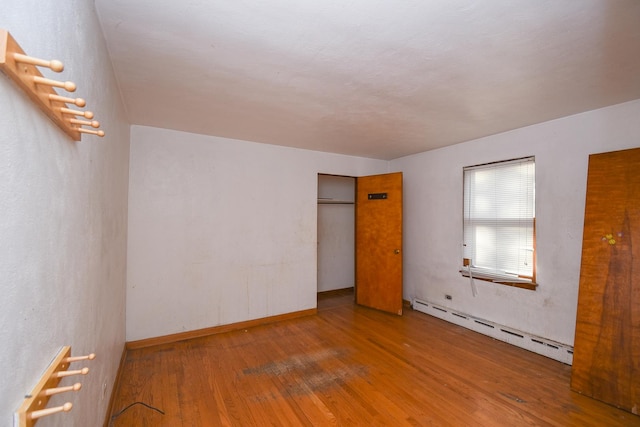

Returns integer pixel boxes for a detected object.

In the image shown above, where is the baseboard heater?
[411,298,573,365]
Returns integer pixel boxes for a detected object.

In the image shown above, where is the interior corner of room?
[2,1,640,425]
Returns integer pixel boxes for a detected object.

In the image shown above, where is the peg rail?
[15,346,95,427]
[0,29,105,141]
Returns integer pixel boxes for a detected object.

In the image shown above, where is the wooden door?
[571,147,640,414]
[355,172,403,315]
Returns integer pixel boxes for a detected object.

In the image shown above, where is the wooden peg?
[64,353,96,363]
[49,93,86,107]
[33,76,76,92]
[78,128,105,137]
[13,52,64,72]
[29,402,72,420]
[39,383,82,397]
[1,30,82,140]
[52,367,89,378]
[70,118,100,128]
[60,107,93,119]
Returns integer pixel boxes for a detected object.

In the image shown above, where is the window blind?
[462,157,535,283]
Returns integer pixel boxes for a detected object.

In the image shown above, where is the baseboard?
[126,308,317,350]
[412,298,574,365]
[103,344,127,427]
[317,287,354,297]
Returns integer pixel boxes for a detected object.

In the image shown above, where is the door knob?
[394,249,400,254]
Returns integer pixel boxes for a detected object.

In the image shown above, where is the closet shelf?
[318,198,354,205]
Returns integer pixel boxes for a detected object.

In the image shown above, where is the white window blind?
[462,157,535,284]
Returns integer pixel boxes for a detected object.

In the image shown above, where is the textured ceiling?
[95,0,640,160]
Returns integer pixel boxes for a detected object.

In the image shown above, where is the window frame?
[460,156,538,291]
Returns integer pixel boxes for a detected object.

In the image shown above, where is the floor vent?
[411,298,573,365]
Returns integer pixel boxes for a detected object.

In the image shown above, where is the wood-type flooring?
[108,289,640,426]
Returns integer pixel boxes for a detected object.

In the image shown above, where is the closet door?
[571,147,640,415]
[355,172,403,315]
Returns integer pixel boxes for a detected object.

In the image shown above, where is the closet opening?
[317,174,356,298]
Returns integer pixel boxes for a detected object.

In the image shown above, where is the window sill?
[459,269,538,291]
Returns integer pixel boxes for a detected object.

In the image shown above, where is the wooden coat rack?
[15,346,96,426]
[0,29,105,140]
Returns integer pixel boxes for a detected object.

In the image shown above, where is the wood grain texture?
[571,147,640,414]
[108,291,640,426]
[355,172,403,315]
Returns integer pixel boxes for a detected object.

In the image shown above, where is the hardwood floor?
[108,290,640,426]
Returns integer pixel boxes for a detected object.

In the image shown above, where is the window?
[461,157,537,290]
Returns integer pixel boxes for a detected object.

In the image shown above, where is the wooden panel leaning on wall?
[571,147,640,415]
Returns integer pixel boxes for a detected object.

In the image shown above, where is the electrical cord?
[111,401,165,421]
[467,264,478,297]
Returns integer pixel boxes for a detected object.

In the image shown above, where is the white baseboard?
[412,298,573,365]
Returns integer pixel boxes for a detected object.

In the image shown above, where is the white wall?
[126,126,387,341]
[391,99,640,346]
[0,1,130,425]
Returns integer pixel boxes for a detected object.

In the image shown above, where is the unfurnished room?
[1,1,640,426]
